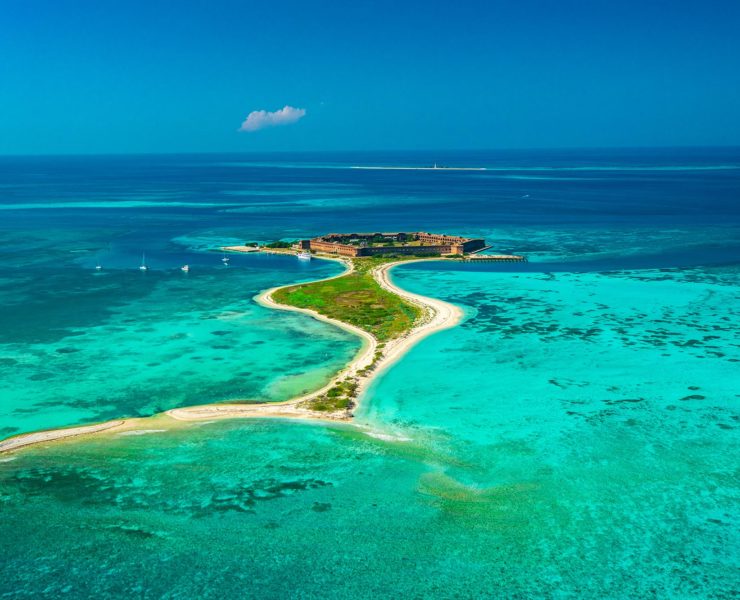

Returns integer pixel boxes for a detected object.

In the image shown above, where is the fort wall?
[306,231,485,257]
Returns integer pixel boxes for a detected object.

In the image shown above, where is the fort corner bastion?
[303,232,487,257]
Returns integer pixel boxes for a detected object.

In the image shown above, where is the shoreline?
[168,257,463,422]
[0,255,462,453]
[0,420,130,454]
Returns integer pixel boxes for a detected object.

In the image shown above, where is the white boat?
[221,252,230,263]
[181,264,189,272]
[297,251,311,261]
[95,264,102,270]
[139,253,148,271]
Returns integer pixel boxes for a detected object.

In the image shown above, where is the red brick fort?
[304,232,486,257]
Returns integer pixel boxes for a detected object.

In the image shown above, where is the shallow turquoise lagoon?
[0,255,359,438]
[1,263,737,598]
[362,264,740,445]
[2,149,739,597]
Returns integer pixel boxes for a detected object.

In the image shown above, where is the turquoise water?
[0,255,359,438]
[1,150,739,597]
[1,263,737,597]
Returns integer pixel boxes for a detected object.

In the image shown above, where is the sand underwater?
[1,150,739,597]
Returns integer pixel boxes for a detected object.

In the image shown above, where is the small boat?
[297,251,311,261]
[221,252,230,263]
[181,264,189,272]
[139,252,148,271]
[95,264,102,271]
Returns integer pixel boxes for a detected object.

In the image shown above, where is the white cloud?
[238,105,306,132]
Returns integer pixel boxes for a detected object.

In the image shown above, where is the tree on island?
[265,240,297,249]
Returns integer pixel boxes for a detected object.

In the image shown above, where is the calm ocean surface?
[1,149,738,597]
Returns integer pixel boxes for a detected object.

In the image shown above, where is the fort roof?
[307,231,486,257]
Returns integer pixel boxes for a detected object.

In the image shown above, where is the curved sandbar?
[168,256,378,422]
[369,259,463,377]
[0,256,462,453]
[168,257,463,421]
[0,420,129,454]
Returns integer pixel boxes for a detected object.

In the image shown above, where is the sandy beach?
[222,245,260,253]
[0,255,462,452]
[0,420,129,453]
[168,257,463,423]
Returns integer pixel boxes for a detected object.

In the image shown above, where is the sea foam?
[363,430,412,442]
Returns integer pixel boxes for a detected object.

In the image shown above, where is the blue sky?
[1,0,739,154]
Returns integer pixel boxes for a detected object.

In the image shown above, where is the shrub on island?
[306,378,359,412]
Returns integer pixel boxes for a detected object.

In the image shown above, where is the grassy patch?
[304,379,359,412]
[271,258,421,342]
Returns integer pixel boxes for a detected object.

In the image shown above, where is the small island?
[169,251,463,423]
[269,257,423,412]
[0,231,520,452]
[172,232,515,421]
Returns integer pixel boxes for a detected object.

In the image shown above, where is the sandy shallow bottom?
[167,258,462,423]
[1,263,737,597]
[0,258,359,440]
[2,257,461,452]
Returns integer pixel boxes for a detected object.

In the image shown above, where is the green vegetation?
[305,378,358,412]
[271,257,421,342]
[265,240,296,249]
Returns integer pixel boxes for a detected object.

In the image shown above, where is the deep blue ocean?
[2,148,740,270]
[1,149,738,598]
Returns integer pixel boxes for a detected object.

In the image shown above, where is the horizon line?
[1,144,740,159]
